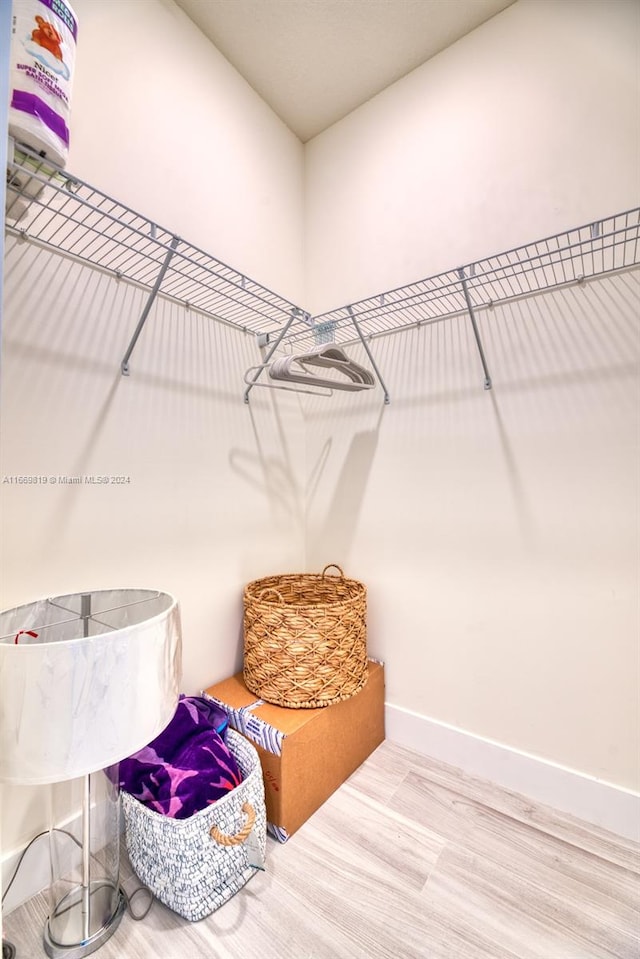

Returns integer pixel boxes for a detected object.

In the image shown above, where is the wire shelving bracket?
[243,307,309,403]
[120,234,180,375]
[346,306,390,404]
[457,266,492,390]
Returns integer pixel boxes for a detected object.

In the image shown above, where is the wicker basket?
[243,564,367,708]
[121,729,266,921]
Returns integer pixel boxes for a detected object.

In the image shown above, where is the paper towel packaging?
[8,0,78,169]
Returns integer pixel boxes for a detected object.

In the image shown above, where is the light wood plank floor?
[4,741,639,958]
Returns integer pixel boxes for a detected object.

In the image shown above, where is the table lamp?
[0,588,182,958]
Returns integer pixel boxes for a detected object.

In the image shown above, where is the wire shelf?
[5,140,639,381]
[304,207,640,346]
[5,141,301,336]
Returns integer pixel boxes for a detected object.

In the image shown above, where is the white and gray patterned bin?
[121,728,266,921]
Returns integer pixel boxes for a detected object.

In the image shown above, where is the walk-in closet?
[1,0,638,956]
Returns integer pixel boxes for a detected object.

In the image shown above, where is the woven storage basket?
[243,564,367,708]
[121,729,266,922]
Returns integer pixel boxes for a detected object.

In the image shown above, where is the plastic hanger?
[271,344,374,389]
[268,352,374,392]
[243,363,334,396]
[295,345,375,385]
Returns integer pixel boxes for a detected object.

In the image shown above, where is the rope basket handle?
[210,802,256,846]
[258,587,285,603]
[321,564,344,579]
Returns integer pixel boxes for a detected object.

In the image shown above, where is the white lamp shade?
[0,588,182,785]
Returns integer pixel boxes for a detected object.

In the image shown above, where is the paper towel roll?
[8,0,78,169]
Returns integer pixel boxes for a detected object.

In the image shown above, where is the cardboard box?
[202,660,385,841]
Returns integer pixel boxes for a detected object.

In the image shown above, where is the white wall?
[1,0,306,886]
[305,0,640,313]
[68,0,305,304]
[303,0,640,793]
[304,271,639,793]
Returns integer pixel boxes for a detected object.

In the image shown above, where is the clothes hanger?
[243,363,334,396]
[294,345,375,385]
[268,352,374,392]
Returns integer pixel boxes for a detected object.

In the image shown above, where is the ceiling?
[174,0,516,142]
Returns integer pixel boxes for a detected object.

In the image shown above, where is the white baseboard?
[385,703,640,843]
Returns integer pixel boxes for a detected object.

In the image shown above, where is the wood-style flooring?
[4,740,639,958]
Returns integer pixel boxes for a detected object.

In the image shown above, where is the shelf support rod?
[121,235,180,376]
[457,268,492,390]
[81,772,91,942]
[347,305,390,404]
[244,308,301,403]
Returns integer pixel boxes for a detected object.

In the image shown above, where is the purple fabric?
[108,696,241,819]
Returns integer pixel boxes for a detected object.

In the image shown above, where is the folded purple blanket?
[108,696,241,819]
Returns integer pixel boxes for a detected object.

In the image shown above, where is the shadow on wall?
[44,371,123,546]
[228,388,305,534]
[487,387,533,544]
[307,402,385,568]
[301,269,639,564]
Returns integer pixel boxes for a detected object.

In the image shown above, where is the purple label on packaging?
[11,90,70,147]
[37,0,78,41]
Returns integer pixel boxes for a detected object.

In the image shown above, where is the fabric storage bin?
[243,564,367,708]
[121,729,266,921]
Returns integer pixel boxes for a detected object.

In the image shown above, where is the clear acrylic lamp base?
[43,868,127,959]
[42,770,127,959]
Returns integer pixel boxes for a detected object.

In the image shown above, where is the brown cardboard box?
[202,660,385,841]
